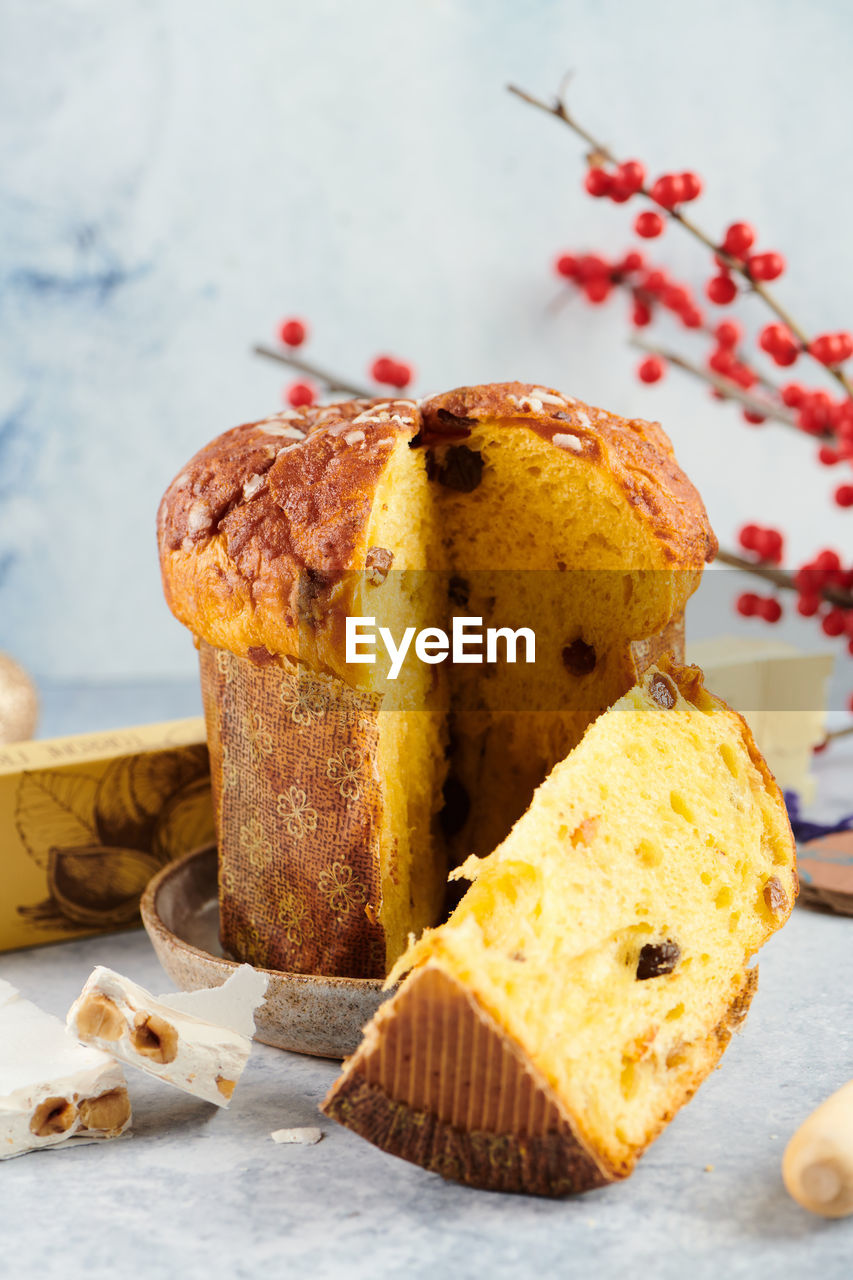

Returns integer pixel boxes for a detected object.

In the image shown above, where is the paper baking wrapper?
[199,643,386,978]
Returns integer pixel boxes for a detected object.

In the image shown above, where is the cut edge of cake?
[322,959,759,1195]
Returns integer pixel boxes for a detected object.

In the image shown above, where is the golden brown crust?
[158,384,716,661]
[322,964,615,1195]
[322,960,759,1196]
[420,383,717,568]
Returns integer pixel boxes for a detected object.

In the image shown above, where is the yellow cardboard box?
[0,718,213,953]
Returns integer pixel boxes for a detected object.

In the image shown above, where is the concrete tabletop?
[2,681,852,1280]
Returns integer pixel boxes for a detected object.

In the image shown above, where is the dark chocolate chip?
[448,575,470,607]
[436,408,476,432]
[562,638,597,677]
[649,672,677,709]
[439,774,470,838]
[636,940,681,980]
[428,445,485,493]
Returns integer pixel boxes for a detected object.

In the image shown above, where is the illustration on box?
[13,747,213,936]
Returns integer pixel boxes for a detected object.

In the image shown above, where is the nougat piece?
[1,979,130,1160]
[67,964,266,1107]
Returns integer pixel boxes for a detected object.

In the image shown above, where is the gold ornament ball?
[0,653,38,745]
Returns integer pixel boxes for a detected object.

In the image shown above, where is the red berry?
[286,380,315,407]
[609,180,634,204]
[706,274,737,305]
[662,285,691,312]
[575,254,610,282]
[747,252,785,282]
[632,300,653,327]
[736,592,760,617]
[739,524,761,551]
[279,318,308,347]
[642,269,668,293]
[679,171,703,201]
[756,529,784,563]
[798,408,827,436]
[797,593,821,617]
[743,409,766,425]
[619,251,645,273]
[818,446,840,466]
[849,693,853,711]
[616,160,646,194]
[715,321,741,348]
[822,608,847,637]
[758,597,782,623]
[650,174,685,209]
[387,361,413,389]
[370,356,396,383]
[809,334,840,365]
[555,253,579,279]
[681,307,703,329]
[730,363,757,389]
[759,323,799,367]
[635,211,665,238]
[815,550,841,571]
[638,356,665,383]
[709,346,736,375]
[836,484,853,507]
[772,342,798,367]
[781,383,805,408]
[809,332,853,366]
[584,167,613,197]
[584,276,612,303]
[722,222,756,258]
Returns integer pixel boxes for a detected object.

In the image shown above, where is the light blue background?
[1,0,851,687]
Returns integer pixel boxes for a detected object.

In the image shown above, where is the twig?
[825,723,853,743]
[715,549,853,610]
[508,83,853,402]
[629,337,808,432]
[253,345,374,400]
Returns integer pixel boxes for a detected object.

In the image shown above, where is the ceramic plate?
[140,846,389,1059]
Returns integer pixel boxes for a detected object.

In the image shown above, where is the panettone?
[322,661,797,1195]
[157,383,716,977]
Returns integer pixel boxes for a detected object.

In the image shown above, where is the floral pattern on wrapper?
[199,642,385,977]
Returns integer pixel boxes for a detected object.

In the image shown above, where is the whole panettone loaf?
[157,384,716,977]
[322,661,797,1194]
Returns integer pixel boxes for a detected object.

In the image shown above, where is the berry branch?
[629,336,801,431]
[508,82,853,402]
[715,550,853,612]
[254,344,373,401]
[253,320,415,408]
[508,76,853,727]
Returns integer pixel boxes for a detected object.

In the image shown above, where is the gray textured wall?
[1,0,851,683]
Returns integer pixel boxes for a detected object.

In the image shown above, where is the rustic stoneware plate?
[140,846,390,1059]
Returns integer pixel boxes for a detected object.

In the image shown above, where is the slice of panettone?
[322,661,796,1194]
